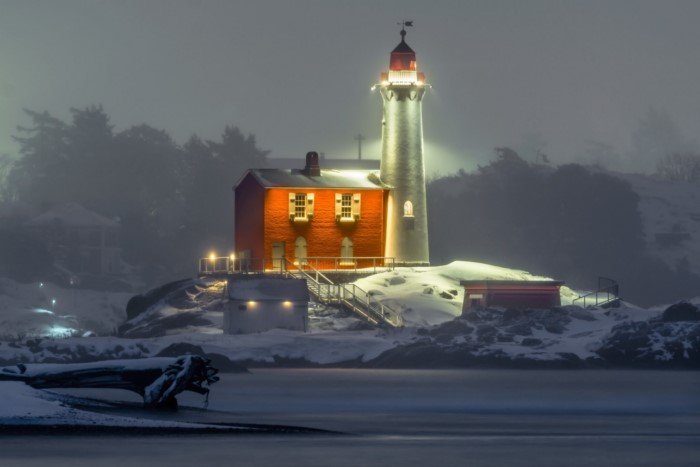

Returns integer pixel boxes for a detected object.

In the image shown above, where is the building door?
[272,241,285,271]
[340,237,354,265]
[294,237,307,265]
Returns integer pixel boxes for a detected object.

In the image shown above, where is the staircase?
[573,277,621,308]
[283,259,403,328]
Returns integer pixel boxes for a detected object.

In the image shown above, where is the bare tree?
[656,152,700,182]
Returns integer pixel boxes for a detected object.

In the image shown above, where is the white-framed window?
[335,193,361,222]
[289,192,314,222]
[341,194,353,219]
[295,194,306,218]
[403,200,414,217]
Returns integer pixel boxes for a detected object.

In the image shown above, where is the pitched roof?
[240,169,387,189]
[26,203,119,228]
[228,277,310,301]
[266,157,380,171]
[392,38,415,55]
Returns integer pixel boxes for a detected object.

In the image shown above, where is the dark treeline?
[2,107,696,305]
[2,106,267,285]
[428,148,699,306]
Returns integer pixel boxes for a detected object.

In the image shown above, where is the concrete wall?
[379,85,429,265]
[223,299,307,334]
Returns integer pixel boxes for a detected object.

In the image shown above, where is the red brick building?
[234,152,389,270]
[234,28,432,269]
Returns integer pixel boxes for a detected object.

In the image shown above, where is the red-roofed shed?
[460,280,565,312]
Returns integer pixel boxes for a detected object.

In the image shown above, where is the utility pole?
[354,133,365,160]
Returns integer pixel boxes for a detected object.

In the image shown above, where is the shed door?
[272,241,285,271]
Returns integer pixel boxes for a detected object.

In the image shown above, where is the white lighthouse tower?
[376,24,429,266]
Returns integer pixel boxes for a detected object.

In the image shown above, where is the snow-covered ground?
[355,261,580,327]
[0,277,130,338]
[0,261,697,368]
[0,381,243,429]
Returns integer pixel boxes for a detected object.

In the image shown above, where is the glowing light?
[282,301,293,309]
[387,70,418,84]
[32,308,54,315]
[209,252,216,262]
[39,282,44,288]
[51,299,56,306]
[247,300,257,308]
[46,325,76,338]
[230,253,236,261]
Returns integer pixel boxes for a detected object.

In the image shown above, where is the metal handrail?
[283,257,402,327]
[573,277,620,308]
[284,258,335,285]
[198,256,402,327]
[291,257,396,273]
[199,256,396,275]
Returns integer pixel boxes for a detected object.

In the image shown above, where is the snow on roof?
[240,169,387,189]
[460,280,565,287]
[228,277,310,301]
[26,203,119,228]
[266,158,380,170]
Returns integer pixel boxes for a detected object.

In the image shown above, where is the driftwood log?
[0,356,219,409]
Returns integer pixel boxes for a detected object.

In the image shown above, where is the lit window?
[341,194,353,219]
[403,200,414,217]
[295,193,306,218]
[289,192,314,222]
[335,193,360,222]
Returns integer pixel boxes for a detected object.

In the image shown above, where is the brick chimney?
[301,151,321,176]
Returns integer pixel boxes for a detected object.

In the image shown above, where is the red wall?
[463,284,562,311]
[264,188,386,268]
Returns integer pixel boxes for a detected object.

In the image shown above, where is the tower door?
[271,241,285,271]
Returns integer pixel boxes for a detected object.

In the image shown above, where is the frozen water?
[5,369,697,467]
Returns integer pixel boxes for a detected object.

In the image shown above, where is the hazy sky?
[2,0,700,175]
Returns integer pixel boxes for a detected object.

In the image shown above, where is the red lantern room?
[389,29,416,71]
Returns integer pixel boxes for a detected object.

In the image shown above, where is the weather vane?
[398,20,414,37]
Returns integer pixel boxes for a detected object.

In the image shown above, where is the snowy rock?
[661,301,700,322]
[597,318,700,367]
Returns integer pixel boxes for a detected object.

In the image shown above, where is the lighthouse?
[376,24,430,266]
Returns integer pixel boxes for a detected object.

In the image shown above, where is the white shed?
[223,276,309,334]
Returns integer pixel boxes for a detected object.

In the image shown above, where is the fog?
[3,1,700,174]
[1,1,699,304]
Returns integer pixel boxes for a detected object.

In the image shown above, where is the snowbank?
[354,261,581,327]
[0,381,234,429]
